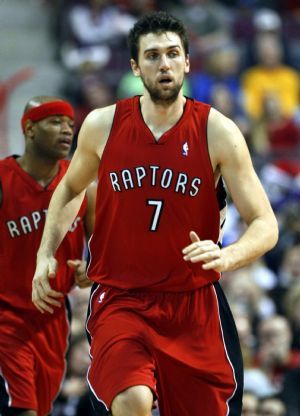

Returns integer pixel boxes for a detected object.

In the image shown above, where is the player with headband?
[0,96,96,416]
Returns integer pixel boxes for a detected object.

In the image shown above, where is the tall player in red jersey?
[0,96,96,416]
[32,12,278,416]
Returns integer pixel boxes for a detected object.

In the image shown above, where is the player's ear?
[24,120,35,139]
[185,54,190,74]
[131,59,140,77]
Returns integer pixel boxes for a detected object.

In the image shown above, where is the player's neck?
[17,154,60,187]
[140,94,186,141]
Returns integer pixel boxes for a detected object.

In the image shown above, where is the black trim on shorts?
[213,281,244,416]
[88,387,111,416]
[0,373,9,412]
[86,282,99,346]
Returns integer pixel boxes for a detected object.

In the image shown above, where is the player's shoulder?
[77,104,117,150]
[0,156,15,172]
[207,108,248,165]
[83,104,117,130]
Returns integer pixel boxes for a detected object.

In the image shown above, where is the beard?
[140,74,184,106]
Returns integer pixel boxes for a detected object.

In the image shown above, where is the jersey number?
[146,199,164,232]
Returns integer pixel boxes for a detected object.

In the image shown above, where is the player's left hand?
[67,259,92,288]
[182,231,224,272]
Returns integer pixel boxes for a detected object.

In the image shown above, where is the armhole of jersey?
[100,101,123,165]
[198,102,216,190]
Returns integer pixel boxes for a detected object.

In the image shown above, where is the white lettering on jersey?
[32,211,41,230]
[6,221,21,237]
[160,169,173,189]
[121,169,134,190]
[110,172,121,192]
[6,211,82,238]
[109,165,201,197]
[135,167,146,187]
[20,216,32,234]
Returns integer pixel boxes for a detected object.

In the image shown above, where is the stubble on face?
[140,73,184,107]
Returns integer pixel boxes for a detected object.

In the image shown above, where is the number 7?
[146,199,164,232]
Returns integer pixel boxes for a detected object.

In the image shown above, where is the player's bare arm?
[69,180,98,289]
[32,106,115,313]
[183,108,278,272]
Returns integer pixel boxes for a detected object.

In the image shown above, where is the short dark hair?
[128,11,189,62]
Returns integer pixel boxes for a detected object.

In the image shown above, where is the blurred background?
[1,1,300,415]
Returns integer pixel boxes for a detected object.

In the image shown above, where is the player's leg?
[153,283,243,416]
[111,385,153,416]
[0,335,38,415]
[86,286,157,416]
[33,306,70,416]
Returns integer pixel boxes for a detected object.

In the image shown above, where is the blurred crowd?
[41,1,300,415]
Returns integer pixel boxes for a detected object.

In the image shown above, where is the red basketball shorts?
[86,282,243,416]
[0,305,70,416]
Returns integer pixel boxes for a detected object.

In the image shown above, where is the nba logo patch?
[182,141,189,156]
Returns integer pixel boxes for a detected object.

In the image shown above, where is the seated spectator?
[242,390,259,416]
[250,94,300,159]
[241,33,299,121]
[258,396,286,416]
[234,313,256,368]
[278,244,300,289]
[244,316,300,399]
[255,316,300,390]
[61,0,136,70]
[264,200,300,275]
[223,267,276,322]
[53,334,92,416]
[171,0,232,70]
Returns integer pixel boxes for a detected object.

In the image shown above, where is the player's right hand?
[32,256,64,314]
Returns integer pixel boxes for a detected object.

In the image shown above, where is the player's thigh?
[0,336,37,413]
[88,336,157,413]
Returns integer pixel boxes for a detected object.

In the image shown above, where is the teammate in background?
[0,96,96,416]
[32,12,278,416]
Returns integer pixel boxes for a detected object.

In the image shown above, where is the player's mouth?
[158,75,173,85]
[58,138,72,149]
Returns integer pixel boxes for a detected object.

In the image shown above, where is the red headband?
[21,100,74,132]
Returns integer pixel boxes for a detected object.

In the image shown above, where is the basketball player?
[32,12,278,416]
[0,96,96,416]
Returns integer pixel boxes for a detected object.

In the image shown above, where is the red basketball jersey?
[88,96,221,291]
[0,157,87,311]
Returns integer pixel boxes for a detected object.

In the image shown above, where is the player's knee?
[111,385,153,416]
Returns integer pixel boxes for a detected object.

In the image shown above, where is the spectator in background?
[249,93,300,159]
[53,334,93,416]
[171,0,232,69]
[223,266,276,323]
[277,244,300,289]
[189,43,250,137]
[241,33,299,121]
[234,313,256,368]
[264,201,300,275]
[259,396,286,416]
[242,390,259,416]
[244,315,300,399]
[61,0,136,71]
